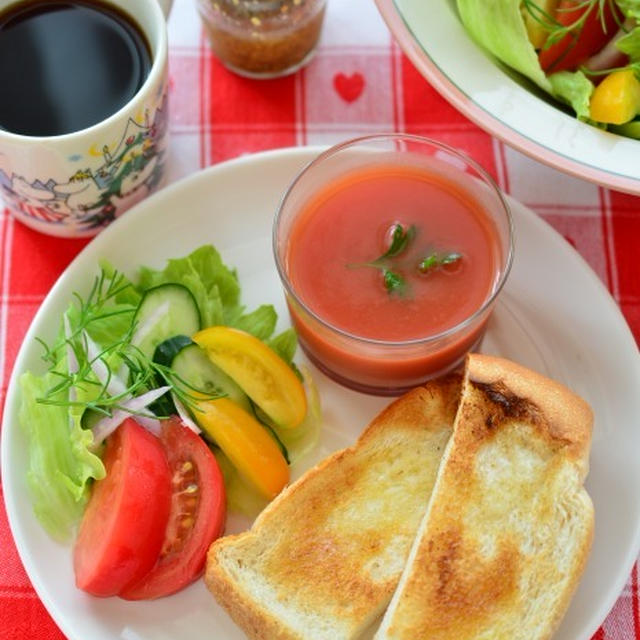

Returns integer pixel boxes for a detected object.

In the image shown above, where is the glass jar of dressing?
[197,0,327,79]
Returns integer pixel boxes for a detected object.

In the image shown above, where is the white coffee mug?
[0,0,171,237]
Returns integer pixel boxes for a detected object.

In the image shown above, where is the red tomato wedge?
[73,418,171,597]
[539,0,622,72]
[120,418,226,600]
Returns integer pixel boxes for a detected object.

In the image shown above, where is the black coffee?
[0,1,152,136]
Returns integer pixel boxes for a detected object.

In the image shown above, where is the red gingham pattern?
[0,1,638,638]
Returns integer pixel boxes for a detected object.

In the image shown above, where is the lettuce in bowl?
[456,0,640,136]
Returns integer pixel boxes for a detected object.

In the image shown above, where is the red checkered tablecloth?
[1,1,639,638]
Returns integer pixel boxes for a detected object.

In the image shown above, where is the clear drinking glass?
[273,134,514,395]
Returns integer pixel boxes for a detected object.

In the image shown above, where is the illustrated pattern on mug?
[0,91,169,232]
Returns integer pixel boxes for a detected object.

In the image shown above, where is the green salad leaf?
[19,370,105,541]
[548,70,595,120]
[617,27,640,62]
[20,269,140,540]
[138,244,241,328]
[137,245,283,343]
[267,328,298,365]
[456,0,552,92]
[224,304,278,342]
[99,260,142,307]
[616,0,640,21]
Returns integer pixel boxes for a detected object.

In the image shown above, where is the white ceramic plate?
[2,147,640,640]
[375,0,640,195]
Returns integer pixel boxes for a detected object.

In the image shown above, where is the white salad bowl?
[375,0,640,195]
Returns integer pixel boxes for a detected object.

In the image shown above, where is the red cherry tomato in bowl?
[73,418,171,597]
[539,0,622,72]
[120,417,226,600]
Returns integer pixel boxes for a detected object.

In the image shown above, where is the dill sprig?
[150,359,222,412]
[38,338,221,417]
[37,269,136,368]
[34,267,221,422]
[523,0,624,49]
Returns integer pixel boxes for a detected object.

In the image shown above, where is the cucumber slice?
[154,336,252,412]
[132,284,201,359]
[80,408,103,432]
[153,334,194,367]
[251,404,291,464]
[610,120,640,140]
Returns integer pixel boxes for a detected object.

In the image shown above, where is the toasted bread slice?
[205,374,461,640]
[375,353,594,640]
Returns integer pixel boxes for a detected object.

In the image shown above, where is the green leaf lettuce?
[138,245,241,328]
[456,0,552,92]
[548,70,595,120]
[19,369,105,542]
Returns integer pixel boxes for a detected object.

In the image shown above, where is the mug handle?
[156,0,173,19]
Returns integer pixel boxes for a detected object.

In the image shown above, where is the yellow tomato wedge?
[193,326,307,429]
[522,0,558,49]
[193,397,289,500]
[590,70,640,125]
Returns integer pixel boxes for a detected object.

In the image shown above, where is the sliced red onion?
[131,300,169,348]
[90,385,170,448]
[82,330,128,397]
[133,414,163,436]
[585,19,635,72]
[172,393,201,434]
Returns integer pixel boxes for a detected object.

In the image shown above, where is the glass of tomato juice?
[273,134,514,395]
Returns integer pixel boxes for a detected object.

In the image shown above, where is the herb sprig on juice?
[348,222,463,297]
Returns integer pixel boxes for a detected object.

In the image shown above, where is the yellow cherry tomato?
[193,326,307,430]
[590,70,640,125]
[522,0,558,49]
[193,397,289,500]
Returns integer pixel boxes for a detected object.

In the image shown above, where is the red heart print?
[333,72,365,103]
